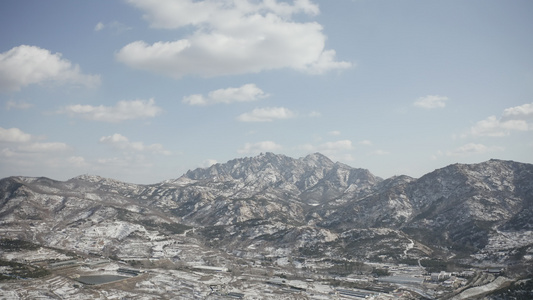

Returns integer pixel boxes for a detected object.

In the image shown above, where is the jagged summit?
[174,152,380,201]
[181,152,372,181]
[182,152,336,181]
[183,152,294,181]
[158,152,382,208]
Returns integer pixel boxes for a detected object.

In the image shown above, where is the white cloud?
[238,141,282,154]
[181,94,205,106]
[183,83,268,106]
[117,0,351,78]
[0,127,32,143]
[94,22,105,31]
[237,107,296,122]
[466,116,529,137]
[502,102,533,119]
[328,130,341,136]
[6,100,33,110]
[94,21,132,34]
[303,49,353,74]
[128,0,320,30]
[446,143,504,156]
[359,140,373,146]
[59,98,162,122]
[99,133,171,155]
[413,95,448,109]
[464,102,533,137]
[0,45,100,92]
[99,133,129,144]
[0,127,79,178]
[0,127,70,153]
[0,129,163,182]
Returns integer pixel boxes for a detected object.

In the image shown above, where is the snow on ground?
[84,221,144,240]
[2,247,71,263]
[452,276,512,300]
[485,230,533,251]
[404,238,415,256]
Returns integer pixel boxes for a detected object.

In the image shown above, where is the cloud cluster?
[413,95,448,109]
[0,127,32,143]
[0,126,77,174]
[99,133,171,155]
[237,106,296,122]
[0,127,173,180]
[0,127,71,153]
[59,98,162,123]
[0,45,100,92]
[465,102,532,137]
[433,102,532,161]
[130,0,320,28]
[503,102,533,119]
[183,83,268,106]
[117,0,351,78]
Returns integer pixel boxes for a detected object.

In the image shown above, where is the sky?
[1,0,532,184]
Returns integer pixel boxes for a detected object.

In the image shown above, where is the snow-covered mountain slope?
[315,158,533,258]
[165,152,380,204]
[1,153,532,267]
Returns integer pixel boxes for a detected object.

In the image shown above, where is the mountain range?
[1,152,532,277]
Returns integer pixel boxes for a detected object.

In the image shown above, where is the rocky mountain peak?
[179,152,379,188]
[300,152,334,167]
[182,152,292,181]
[163,153,382,207]
[181,152,334,182]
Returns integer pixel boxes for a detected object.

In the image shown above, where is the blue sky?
[1,0,532,184]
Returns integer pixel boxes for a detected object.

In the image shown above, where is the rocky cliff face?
[1,153,532,266]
